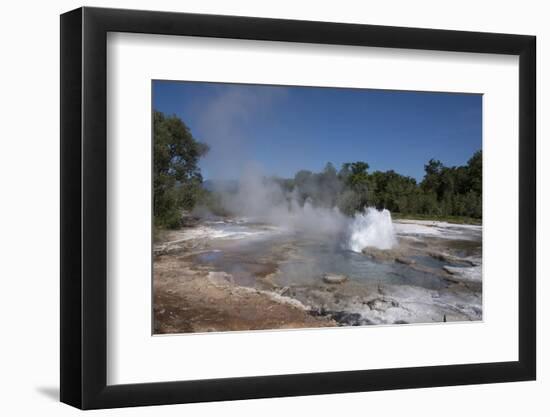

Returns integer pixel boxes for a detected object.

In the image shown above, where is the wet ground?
[154,217,482,333]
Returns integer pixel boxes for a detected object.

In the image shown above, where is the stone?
[279,286,291,296]
[322,273,348,284]
[395,257,416,265]
[442,265,482,283]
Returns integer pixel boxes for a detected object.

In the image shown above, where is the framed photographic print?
[60,6,536,409]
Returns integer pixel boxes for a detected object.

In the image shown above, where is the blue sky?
[153,80,482,182]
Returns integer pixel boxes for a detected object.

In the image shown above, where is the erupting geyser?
[347,208,397,252]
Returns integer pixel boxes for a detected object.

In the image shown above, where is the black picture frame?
[60,6,536,410]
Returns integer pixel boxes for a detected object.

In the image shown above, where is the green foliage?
[195,188,231,217]
[152,108,482,227]
[418,151,482,218]
[287,163,345,208]
[153,111,209,229]
[467,150,482,195]
[276,151,482,220]
[366,170,418,214]
[392,212,482,225]
[337,162,369,214]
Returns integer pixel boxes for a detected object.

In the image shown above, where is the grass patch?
[392,212,482,225]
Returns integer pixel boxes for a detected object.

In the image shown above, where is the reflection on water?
[188,218,480,289]
[180,217,482,324]
[276,243,448,290]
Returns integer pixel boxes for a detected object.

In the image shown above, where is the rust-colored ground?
[153,254,335,334]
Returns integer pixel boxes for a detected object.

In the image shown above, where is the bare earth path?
[154,254,336,334]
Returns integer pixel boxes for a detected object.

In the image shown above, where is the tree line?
[278,151,482,220]
[153,111,209,229]
[153,110,482,230]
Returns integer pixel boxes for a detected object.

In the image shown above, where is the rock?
[310,309,372,326]
[442,265,482,283]
[279,286,291,296]
[323,273,348,284]
[362,247,398,261]
[395,257,416,265]
[429,251,477,267]
[366,298,399,311]
[329,311,365,326]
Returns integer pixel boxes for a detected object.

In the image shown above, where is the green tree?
[422,159,444,197]
[467,150,482,195]
[200,150,482,222]
[339,162,370,212]
[153,111,209,229]
[318,162,342,207]
[416,152,481,219]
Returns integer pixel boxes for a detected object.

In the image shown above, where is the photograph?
[152,81,483,334]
